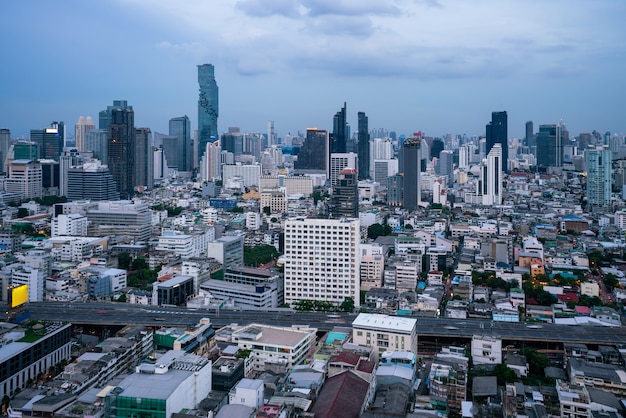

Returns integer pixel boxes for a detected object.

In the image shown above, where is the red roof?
[575,306,591,315]
[328,351,360,367]
[557,293,579,303]
[356,359,376,374]
[311,371,369,418]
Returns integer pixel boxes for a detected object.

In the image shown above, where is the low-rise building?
[352,313,418,356]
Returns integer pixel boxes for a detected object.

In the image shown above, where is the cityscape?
[2,2,626,418]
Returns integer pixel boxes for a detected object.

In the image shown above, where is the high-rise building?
[107,107,135,198]
[86,200,152,242]
[585,145,612,212]
[357,112,370,180]
[199,140,222,182]
[402,137,421,212]
[294,129,328,174]
[5,160,42,200]
[284,217,360,308]
[67,160,119,201]
[99,100,132,130]
[438,150,454,187]
[536,123,564,172]
[135,127,153,191]
[480,143,502,206]
[0,128,10,174]
[267,120,276,147]
[331,168,359,218]
[525,120,535,147]
[330,102,347,155]
[169,116,192,172]
[458,145,471,170]
[30,121,65,160]
[84,129,108,162]
[430,138,444,159]
[330,152,358,188]
[197,64,219,166]
[485,111,508,173]
[75,116,95,152]
[221,127,244,156]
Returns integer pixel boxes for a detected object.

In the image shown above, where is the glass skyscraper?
[585,145,611,212]
[197,64,219,166]
[402,137,421,212]
[485,111,508,173]
[107,108,135,199]
[169,116,192,172]
[357,111,370,180]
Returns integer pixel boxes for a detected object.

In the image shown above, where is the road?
[23,302,626,346]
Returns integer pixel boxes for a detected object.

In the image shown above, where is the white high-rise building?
[481,143,502,205]
[459,145,471,169]
[74,116,95,152]
[284,217,360,308]
[51,213,89,237]
[329,152,358,188]
[267,120,277,147]
[370,138,394,179]
[199,140,222,182]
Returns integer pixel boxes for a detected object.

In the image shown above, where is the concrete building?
[51,213,89,237]
[207,235,244,270]
[4,160,42,200]
[352,313,418,355]
[156,228,214,258]
[86,200,152,242]
[284,217,360,308]
[471,335,502,365]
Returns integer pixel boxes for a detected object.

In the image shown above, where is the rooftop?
[352,313,417,333]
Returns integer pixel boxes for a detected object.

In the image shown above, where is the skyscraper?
[331,102,347,155]
[331,168,359,218]
[135,127,153,190]
[481,143,502,205]
[536,124,564,173]
[294,129,328,174]
[0,128,10,174]
[67,160,119,201]
[585,145,611,212]
[75,116,95,152]
[84,129,108,163]
[357,112,370,180]
[197,64,219,166]
[99,100,132,130]
[330,153,358,188]
[30,122,65,160]
[107,108,135,198]
[401,137,421,212]
[169,116,192,172]
[485,111,508,173]
[267,120,276,147]
[438,150,454,187]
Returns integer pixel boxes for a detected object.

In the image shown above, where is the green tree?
[367,223,392,239]
[116,294,127,303]
[520,348,548,376]
[340,297,355,313]
[494,363,519,385]
[263,206,271,215]
[17,207,29,218]
[244,245,281,266]
[118,252,131,270]
[131,257,148,271]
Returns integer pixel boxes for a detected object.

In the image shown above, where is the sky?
[1,0,625,140]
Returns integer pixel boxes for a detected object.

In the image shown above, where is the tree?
[367,223,392,239]
[340,297,355,313]
[17,207,29,218]
[263,206,271,215]
[131,257,148,271]
[244,244,281,266]
[520,348,548,376]
[116,294,127,303]
[494,363,519,385]
[118,252,131,270]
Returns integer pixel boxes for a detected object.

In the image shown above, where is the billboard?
[9,284,28,308]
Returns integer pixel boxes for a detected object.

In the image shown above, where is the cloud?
[301,0,402,17]
[235,0,302,17]
[304,15,376,38]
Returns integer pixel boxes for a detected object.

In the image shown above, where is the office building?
[135,127,153,191]
[586,145,612,212]
[284,217,360,308]
[330,102,348,155]
[0,322,72,399]
[0,128,10,174]
[107,107,135,198]
[168,116,192,172]
[437,150,454,187]
[330,152,357,188]
[84,129,108,162]
[207,235,244,270]
[5,160,42,200]
[267,120,277,147]
[401,137,421,212]
[525,120,535,147]
[199,139,222,182]
[86,200,152,242]
[536,123,564,172]
[430,138,444,159]
[198,64,219,166]
[222,163,261,188]
[99,99,132,130]
[260,175,313,195]
[485,111,508,172]
[51,213,89,237]
[30,121,65,160]
[357,111,370,180]
[480,144,503,206]
[66,160,119,201]
[351,313,418,355]
[331,168,359,218]
[387,173,404,206]
[74,116,95,152]
[294,128,328,174]
[105,351,212,418]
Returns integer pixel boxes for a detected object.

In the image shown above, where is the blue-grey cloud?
[304,15,376,38]
[301,0,402,17]
[235,0,302,17]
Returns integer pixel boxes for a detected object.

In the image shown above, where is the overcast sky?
[1,0,625,139]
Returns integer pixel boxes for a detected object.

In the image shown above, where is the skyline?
[1,1,625,139]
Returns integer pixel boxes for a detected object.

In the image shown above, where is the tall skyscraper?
[30,122,65,160]
[536,123,564,172]
[585,145,612,212]
[267,120,276,147]
[284,217,360,308]
[481,143,502,205]
[197,64,219,166]
[330,153,358,188]
[438,150,454,187]
[485,111,508,173]
[357,112,370,180]
[99,100,132,130]
[107,108,135,198]
[294,129,328,174]
[525,121,535,147]
[169,116,192,172]
[84,129,108,163]
[331,102,347,155]
[75,116,95,152]
[199,140,222,182]
[331,168,359,218]
[135,127,153,190]
[401,137,421,212]
[0,128,10,174]
[67,160,119,201]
